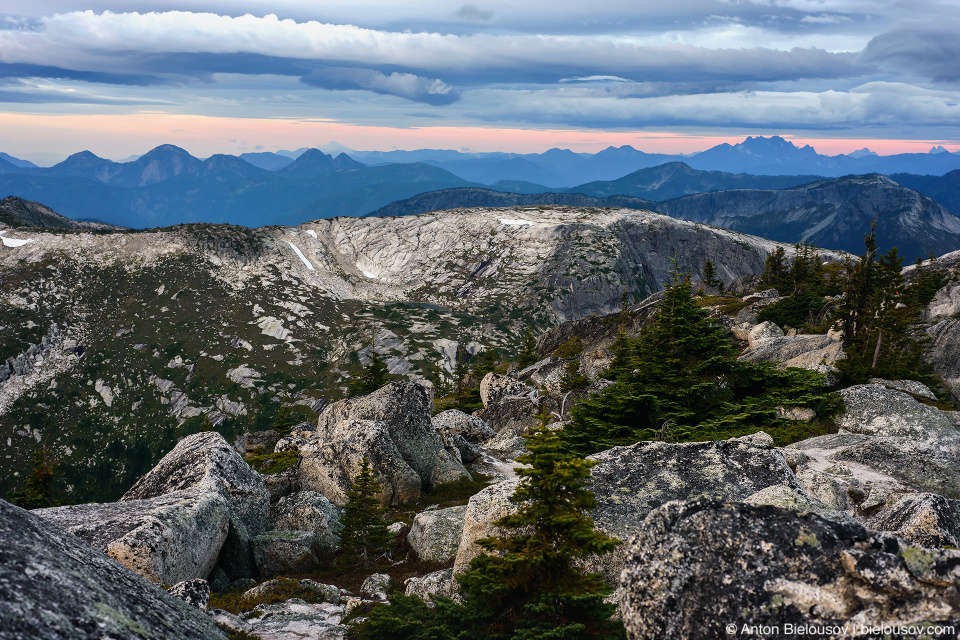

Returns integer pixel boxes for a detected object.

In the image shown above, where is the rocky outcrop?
[0,498,227,640]
[479,373,536,407]
[35,489,230,585]
[476,397,541,436]
[619,499,960,640]
[867,493,960,548]
[928,318,960,401]
[360,573,393,602]
[122,430,270,538]
[739,331,843,373]
[271,490,342,551]
[432,409,496,443]
[408,505,468,563]
[167,579,211,611]
[516,356,566,395]
[926,282,960,320]
[455,433,799,583]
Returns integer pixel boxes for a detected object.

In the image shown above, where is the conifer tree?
[271,404,297,438]
[347,327,390,398]
[339,458,394,569]
[703,259,723,291]
[516,328,538,370]
[455,424,625,640]
[8,443,59,509]
[555,338,589,392]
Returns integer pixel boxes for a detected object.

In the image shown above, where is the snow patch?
[499,219,535,226]
[285,241,315,270]
[362,269,377,279]
[0,230,34,247]
[305,229,318,239]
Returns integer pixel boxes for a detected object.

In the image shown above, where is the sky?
[1,1,960,164]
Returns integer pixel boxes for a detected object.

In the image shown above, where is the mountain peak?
[929,145,951,155]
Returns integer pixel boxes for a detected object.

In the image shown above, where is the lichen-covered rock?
[584,435,802,584]
[241,578,341,605]
[250,530,323,577]
[455,435,799,584]
[432,447,474,485]
[302,382,470,506]
[167,578,211,611]
[360,573,392,601]
[744,484,853,523]
[829,437,960,499]
[408,505,468,562]
[0,499,228,640]
[432,409,496,443]
[480,372,537,408]
[619,499,960,640]
[868,493,960,548]
[439,430,480,464]
[271,490,342,552]
[482,427,529,460]
[213,598,346,640]
[837,383,960,443]
[867,378,938,400]
[405,569,462,604]
[316,381,441,482]
[453,478,521,574]
[35,488,230,584]
[476,397,540,436]
[796,467,848,510]
[300,419,427,506]
[517,356,567,395]
[122,430,270,538]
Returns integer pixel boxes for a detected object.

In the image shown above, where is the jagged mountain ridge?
[0,206,837,503]
[366,173,960,256]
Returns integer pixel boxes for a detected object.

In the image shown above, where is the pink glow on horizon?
[1,112,957,162]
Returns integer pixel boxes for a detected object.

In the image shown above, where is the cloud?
[454,4,494,23]
[301,67,459,105]
[860,23,960,82]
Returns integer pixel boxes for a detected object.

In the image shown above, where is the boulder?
[432,446,474,485]
[432,409,496,443]
[316,381,440,482]
[795,467,847,510]
[405,568,461,604]
[837,383,960,443]
[867,493,960,548]
[122,431,270,538]
[0,499,227,640]
[35,488,230,584]
[619,499,960,640]
[516,356,566,395]
[301,382,470,506]
[360,573,392,601]
[250,530,324,577]
[241,578,341,605]
[270,490,342,552]
[453,478,522,574]
[300,419,429,506]
[167,579,211,611]
[439,430,480,464]
[867,378,938,401]
[482,427,530,460]
[744,484,852,523]
[408,505,468,562]
[479,373,537,408]
[212,598,345,640]
[476,397,541,436]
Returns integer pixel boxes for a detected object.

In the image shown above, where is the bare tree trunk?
[871,328,883,369]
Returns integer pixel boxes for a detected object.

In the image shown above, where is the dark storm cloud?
[860,23,960,82]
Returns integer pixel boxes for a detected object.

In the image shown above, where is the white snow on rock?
[305,230,318,239]
[285,241,315,271]
[498,219,535,226]
[0,230,34,247]
[362,269,377,279]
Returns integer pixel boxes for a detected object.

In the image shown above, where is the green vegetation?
[349,426,625,640]
[833,226,947,386]
[563,265,840,456]
[555,338,589,392]
[515,328,538,369]
[209,577,328,615]
[347,328,392,398]
[245,449,299,475]
[339,458,395,569]
[6,443,61,509]
[755,242,843,331]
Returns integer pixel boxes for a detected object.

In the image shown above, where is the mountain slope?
[365,188,654,217]
[0,196,122,231]
[567,162,822,200]
[0,207,824,503]
[651,174,960,257]
[890,170,960,217]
